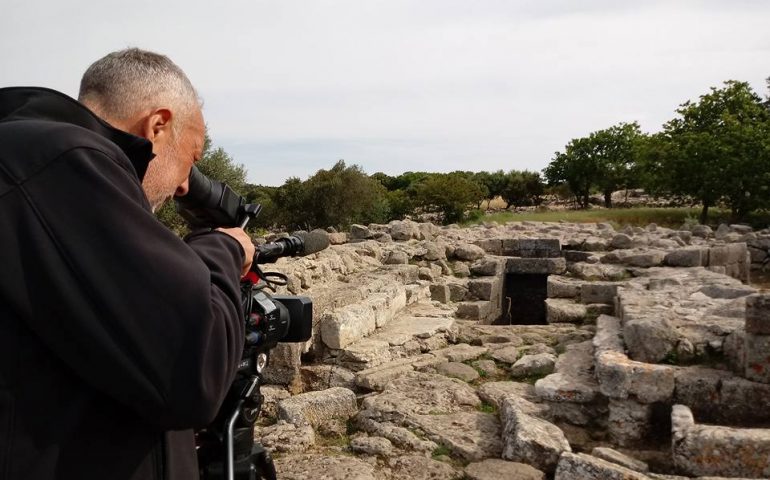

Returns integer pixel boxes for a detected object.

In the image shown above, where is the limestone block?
[502,238,561,258]
[300,365,356,391]
[430,284,451,303]
[491,345,520,364]
[608,398,654,447]
[623,250,666,268]
[610,234,634,250]
[421,241,446,261]
[477,381,539,410]
[673,367,732,423]
[723,328,746,373]
[474,238,503,255]
[672,404,770,478]
[436,362,480,382]
[447,282,469,301]
[327,232,348,244]
[274,453,377,479]
[506,257,567,275]
[583,236,608,252]
[501,398,572,473]
[593,314,625,354]
[355,416,437,454]
[719,376,770,424]
[535,373,599,404]
[320,303,377,350]
[568,262,629,281]
[453,261,471,277]
[468,278,499,301]
[673,230,692,244]
[745,332,770,383]
[389,219,420,241]
[547,276,581,299]
[746,293,770,335]
[350,436,394,456]
[465,459,546,480]
[545,298,588,324]
[470,257,502,276]
[586,303,614,319]
[417,266,435,281]
[623,318,678,364]
[386,456,463,480]
[698,284,755,299]
[350,223,373,240]
[564,250,593,262]
[510,353,557,378]
[455,243,486,261]
[664,248,707,267]
[691,224,713,238]
[278,387,358,427]
[354,359,415,390]
[709,242,747,266]
[435,343,489,363]
[715,223,731,239]
[591,447,649,472]
[384,250,409,264]
[748,246,768,264]
[554,452,651,480]
[259,421,315,453]
[337,339,392,371]
[596,351,675,403]
[580,281,619,304]
[456,300,493,320]
[418,411,503,462]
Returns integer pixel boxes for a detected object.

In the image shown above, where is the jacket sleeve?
[19,146,246,429]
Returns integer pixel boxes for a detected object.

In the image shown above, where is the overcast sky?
[2,1,769,186]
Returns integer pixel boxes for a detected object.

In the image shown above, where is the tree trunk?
[604,190,612,208]
[699,202,710,225]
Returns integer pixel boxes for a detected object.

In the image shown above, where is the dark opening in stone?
[496,273,548,325]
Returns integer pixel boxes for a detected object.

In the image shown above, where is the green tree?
[590,122,643,208]
[543,123,642,209]
[475,170,508,209]
[272,160,389,230]
[500,170,544,209]
[543,137,599,209]
[271,177,310,229]
[414,172,486,224]
[645,80,770,223]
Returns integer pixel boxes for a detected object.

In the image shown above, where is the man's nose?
[175,178,190,197]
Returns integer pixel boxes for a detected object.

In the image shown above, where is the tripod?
[197,352,277,480]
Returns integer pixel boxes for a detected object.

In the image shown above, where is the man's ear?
[141,108,173,145]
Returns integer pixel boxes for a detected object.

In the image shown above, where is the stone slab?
[502,238,562,258]
[506,257,567,275]
[555,452,652,480]
[746,294,770,335]
[278,387,358,427]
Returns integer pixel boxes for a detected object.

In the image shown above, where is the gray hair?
[78,48,200,128]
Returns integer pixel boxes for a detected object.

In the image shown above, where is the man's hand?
[216,227,255,275]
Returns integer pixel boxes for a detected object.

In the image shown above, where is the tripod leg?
[252,443,277,480]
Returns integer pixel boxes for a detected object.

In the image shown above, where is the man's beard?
[144,144,180,213]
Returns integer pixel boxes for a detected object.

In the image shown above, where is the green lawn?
[464,207,770,229]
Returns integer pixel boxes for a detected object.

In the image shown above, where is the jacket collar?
[0,86,155,181]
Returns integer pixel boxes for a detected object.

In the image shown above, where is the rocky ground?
[248,219,770,479]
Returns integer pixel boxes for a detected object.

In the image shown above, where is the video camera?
[175,166,329,480]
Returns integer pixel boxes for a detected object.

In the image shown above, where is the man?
[0,49,255,479]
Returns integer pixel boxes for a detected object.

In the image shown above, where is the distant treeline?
[159,78,770,232]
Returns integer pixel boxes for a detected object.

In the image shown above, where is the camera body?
[176,166,318,480]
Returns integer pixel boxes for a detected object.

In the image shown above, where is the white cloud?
[2,0,769,185]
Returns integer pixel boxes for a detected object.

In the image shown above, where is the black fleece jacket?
[0,87,246,479]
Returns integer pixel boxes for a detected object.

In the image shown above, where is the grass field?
[464,207,770,230]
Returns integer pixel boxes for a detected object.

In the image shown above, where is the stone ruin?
[253,219,770,479]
